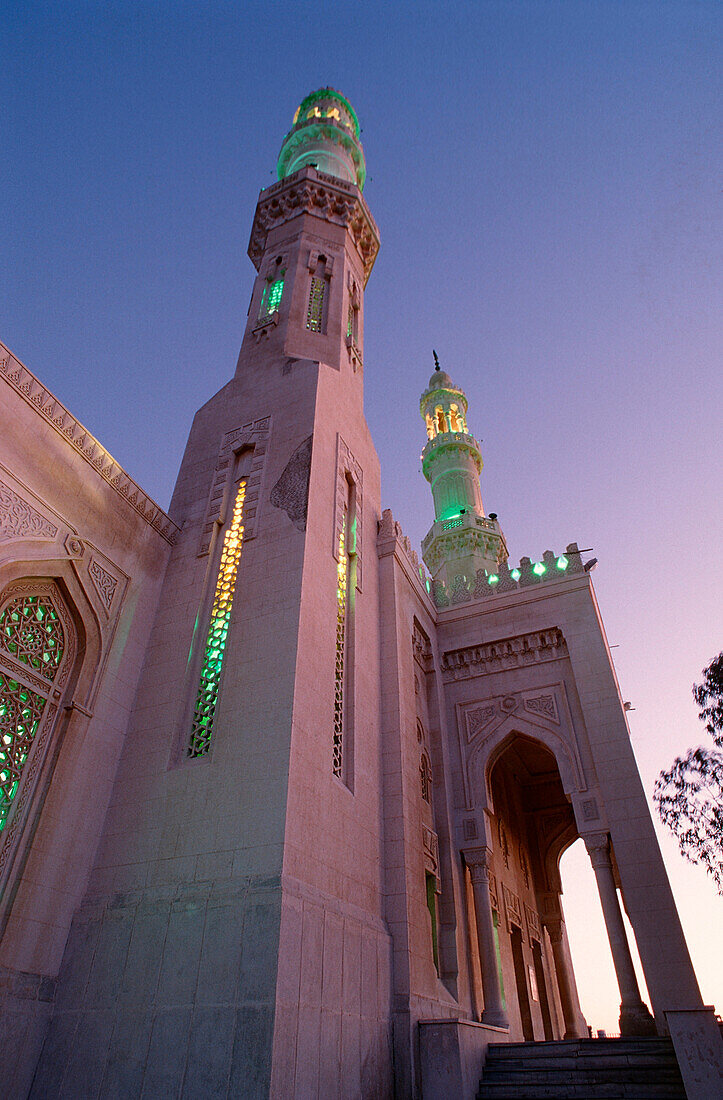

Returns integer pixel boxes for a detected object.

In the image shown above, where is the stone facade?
[0,88,719,1099]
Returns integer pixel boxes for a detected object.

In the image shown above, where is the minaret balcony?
[421,510,508,573]
[421,430,483,476]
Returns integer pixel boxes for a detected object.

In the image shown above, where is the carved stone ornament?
[88,559,118,612]
[466,705,496,742]
[524,692,559,724]
[503,883,523,935]
[441,627,568,682]
[0,479,58,542]
[270,434,313,531]
[248,168,380,285]
[1,345,179,544]
[64,535,84,557]
[525,902,541,942]
[422,825,439,876]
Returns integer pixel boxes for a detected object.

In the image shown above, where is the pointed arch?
[464,713,585,815]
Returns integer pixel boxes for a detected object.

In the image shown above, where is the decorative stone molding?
[88,559,119,612]
[198,417,271,555]
[0,342,179,545]
[442,628,568,682]
[0,478,58,542]
[524,692,559,724]
[525,902,541,942]
[64,535,84,557]
[248,167,380,285]
[584,832,612,870]
[503,883,524,935]
[464,846,493,886]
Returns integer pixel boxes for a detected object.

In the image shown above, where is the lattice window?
[306,277,326,332]
[420,753,432,803]
[189,479,247,758]
[259,275,284,320]
[332,513,348,778]
[0,673,47,832]
[347,302,354,339]
[0,595,64,681]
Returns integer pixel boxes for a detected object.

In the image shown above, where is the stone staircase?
[477,1037,687,1099]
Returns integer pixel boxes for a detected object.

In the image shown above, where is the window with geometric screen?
[0,591,67,832]
[188,478,247,758]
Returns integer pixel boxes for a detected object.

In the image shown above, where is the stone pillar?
[585,833,656,1036]
[466,848,509,1028]
[544,917,581,1039]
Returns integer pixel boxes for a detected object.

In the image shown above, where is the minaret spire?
[420,363,507,588]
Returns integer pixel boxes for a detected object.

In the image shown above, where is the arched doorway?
[465,731,587,1041]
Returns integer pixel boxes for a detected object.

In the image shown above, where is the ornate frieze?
[0,479,58,542]
[442,628,568,682]
[0,344,179,545]
[247,168,380,285]
[502,883,524,935]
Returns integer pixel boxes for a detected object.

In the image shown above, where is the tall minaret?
[420,358,508,588]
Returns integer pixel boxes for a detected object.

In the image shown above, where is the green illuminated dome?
[277,88,366,189]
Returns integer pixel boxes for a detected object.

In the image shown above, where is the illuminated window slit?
[306,277,326,331]
[332,515,348,777]
[188,479,247,758]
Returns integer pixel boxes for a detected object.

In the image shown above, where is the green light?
[511,568,521,581]
[556,555,569,570]
[533,562,546,576]
[266,277,284,313]
[488,574,499,585]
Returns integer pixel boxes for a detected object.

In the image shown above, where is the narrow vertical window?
[259,273,284,320]
[189,479,247,758]
[332,512,348,778]
[306,276,326,331]
[420,753,432,803]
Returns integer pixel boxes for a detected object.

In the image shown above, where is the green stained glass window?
[261,275,284,319]
[0,595,64,681]
[333,515,348,778]
[188,480,247,758]
[0,672,47,831]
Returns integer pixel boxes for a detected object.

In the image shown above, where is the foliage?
[654,653,723,893]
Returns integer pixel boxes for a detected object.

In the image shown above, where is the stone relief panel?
[455,675,588,812]
[88,559,119,613]
[270,434,313,531]
[0,479,58,542]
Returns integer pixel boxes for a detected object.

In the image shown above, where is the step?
[486,1038,673,1059]
[477,1085,686,1099]
[481,1066,683,1082]
[483,1053,680,1071]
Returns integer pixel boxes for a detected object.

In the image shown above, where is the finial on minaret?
[433,349,440,371]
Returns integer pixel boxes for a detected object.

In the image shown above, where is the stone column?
[544,917,581,1039]
[585,833,656,1036]
[466,848,509,1028]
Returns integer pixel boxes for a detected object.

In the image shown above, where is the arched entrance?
[463,728,656,1041]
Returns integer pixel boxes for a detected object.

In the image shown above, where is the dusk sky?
[4,1,721,1032]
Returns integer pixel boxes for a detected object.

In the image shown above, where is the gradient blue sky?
[3,1,721,1031]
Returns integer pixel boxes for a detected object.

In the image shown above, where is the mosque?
[1,89,720,1098]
